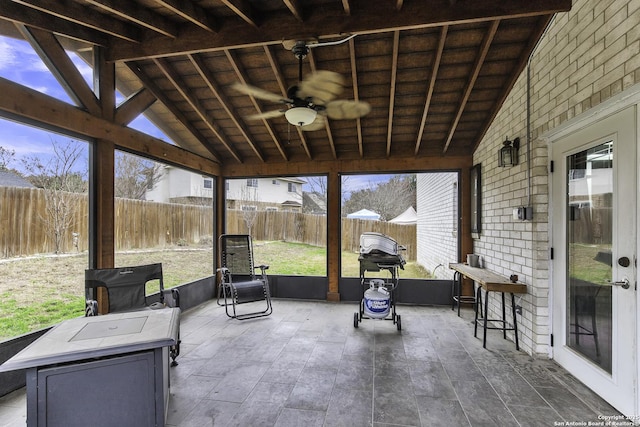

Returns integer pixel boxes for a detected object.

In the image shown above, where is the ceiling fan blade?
[325,100,371,120]
[298,71,345,105]
[246,110,285,120]
[301,114,326,131]
[231,83,291,104]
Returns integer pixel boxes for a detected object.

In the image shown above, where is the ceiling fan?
[232,40,370,131]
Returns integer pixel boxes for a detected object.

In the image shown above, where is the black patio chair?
[85,263,181,366]
[217,234,272,320]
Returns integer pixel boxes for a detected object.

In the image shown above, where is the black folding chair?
[85,263,181,366]
[217,234,272,320]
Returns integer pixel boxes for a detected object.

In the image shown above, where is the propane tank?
[363,279,390,318]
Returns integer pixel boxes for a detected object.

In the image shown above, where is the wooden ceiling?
[0,0,571,172]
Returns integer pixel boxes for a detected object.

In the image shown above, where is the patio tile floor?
[0,299,623,426]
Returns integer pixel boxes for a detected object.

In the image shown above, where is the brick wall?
[416,172,458,280]
[473,0,640,355]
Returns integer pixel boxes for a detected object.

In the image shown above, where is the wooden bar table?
[449,263,526,350]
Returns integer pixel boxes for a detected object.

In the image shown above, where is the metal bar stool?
[451,271,480,317]
[473,285,520,350]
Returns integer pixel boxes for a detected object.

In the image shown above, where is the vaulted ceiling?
[0,0,571,173]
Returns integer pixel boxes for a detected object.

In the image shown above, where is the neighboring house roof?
[0,170,35,188]
[347,209,380,220]
[389,206,417,225]
[278,177,306,184]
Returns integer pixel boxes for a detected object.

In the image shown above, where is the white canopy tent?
[346,209,381,221]
[389,206,417,225]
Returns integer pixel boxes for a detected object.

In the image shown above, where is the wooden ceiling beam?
[84,0,178,38]
[189,53,264,162]
[17,25,102,116]
[114,87,157,125]
[386,31,400,157]
[107,0,571,61]
[226,48,288,161]
[282,0,304,22]
[443,20,499,153]
[154,0,219,33]
[263,46,313,159]
[219,0,259,28]
[94,46,115,121]
[127,62,222,163]
[13,0,141,42]
[348,38,364,158]
[341,0,351,15]
[154,58,242,163]
[0,76,220,175]
[1,2,109,46]
[415,25,447,155]
[307,52,336,160]
[221,154,472,177]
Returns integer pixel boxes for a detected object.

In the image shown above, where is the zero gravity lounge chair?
[84,263,181,366]
[217,234,272,320]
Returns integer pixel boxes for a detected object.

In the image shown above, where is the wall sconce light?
[498,137,520,167]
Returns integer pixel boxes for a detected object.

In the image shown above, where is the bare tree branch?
[239,182,259,236]
[21,139,87,254]
[115,152,163,200]
[0,146,16,171]
[343,174,415,220]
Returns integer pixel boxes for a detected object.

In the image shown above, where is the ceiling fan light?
[285,107,317,126]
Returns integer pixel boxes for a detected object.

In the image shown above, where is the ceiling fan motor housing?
[292,41,309,59]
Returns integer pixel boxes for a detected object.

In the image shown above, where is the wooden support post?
[459,166,475,300]
[326,170,340,301]
[89,139,115,314]
[90,46,115,314]
[215,176,225,264]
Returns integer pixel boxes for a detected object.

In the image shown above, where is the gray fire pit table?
[0,307,180,427]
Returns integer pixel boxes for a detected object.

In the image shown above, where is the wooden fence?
[0,187,214,257]
[571,206,612,244]
[1,187,416,260]
[226,210,416,260]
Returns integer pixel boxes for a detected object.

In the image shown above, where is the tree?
[306,175,352,202]
[0,146,15,171]
[343,174,416,220]
[21,140,87,254]
[304,176,327,195]
[240,183,260,236]
[115,152,163,200]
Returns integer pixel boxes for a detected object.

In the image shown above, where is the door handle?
[606,278,630,289]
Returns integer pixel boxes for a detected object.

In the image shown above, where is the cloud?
[0,38,19,71]
[0,35,169,158]
[343,174,393,193]
[0,121,55,156]
[68,51,93,85]
[0,37,48,74]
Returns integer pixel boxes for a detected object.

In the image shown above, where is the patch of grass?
[341,251,431,278]
[569,243,611,284]
[116,249,215,288]
[253,241,431,279]
[0,241,432,341]
[0,293,83,339]
[253,241,327,276]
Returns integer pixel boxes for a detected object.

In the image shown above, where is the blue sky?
[0,35,396,193]
[0,36,169,167]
